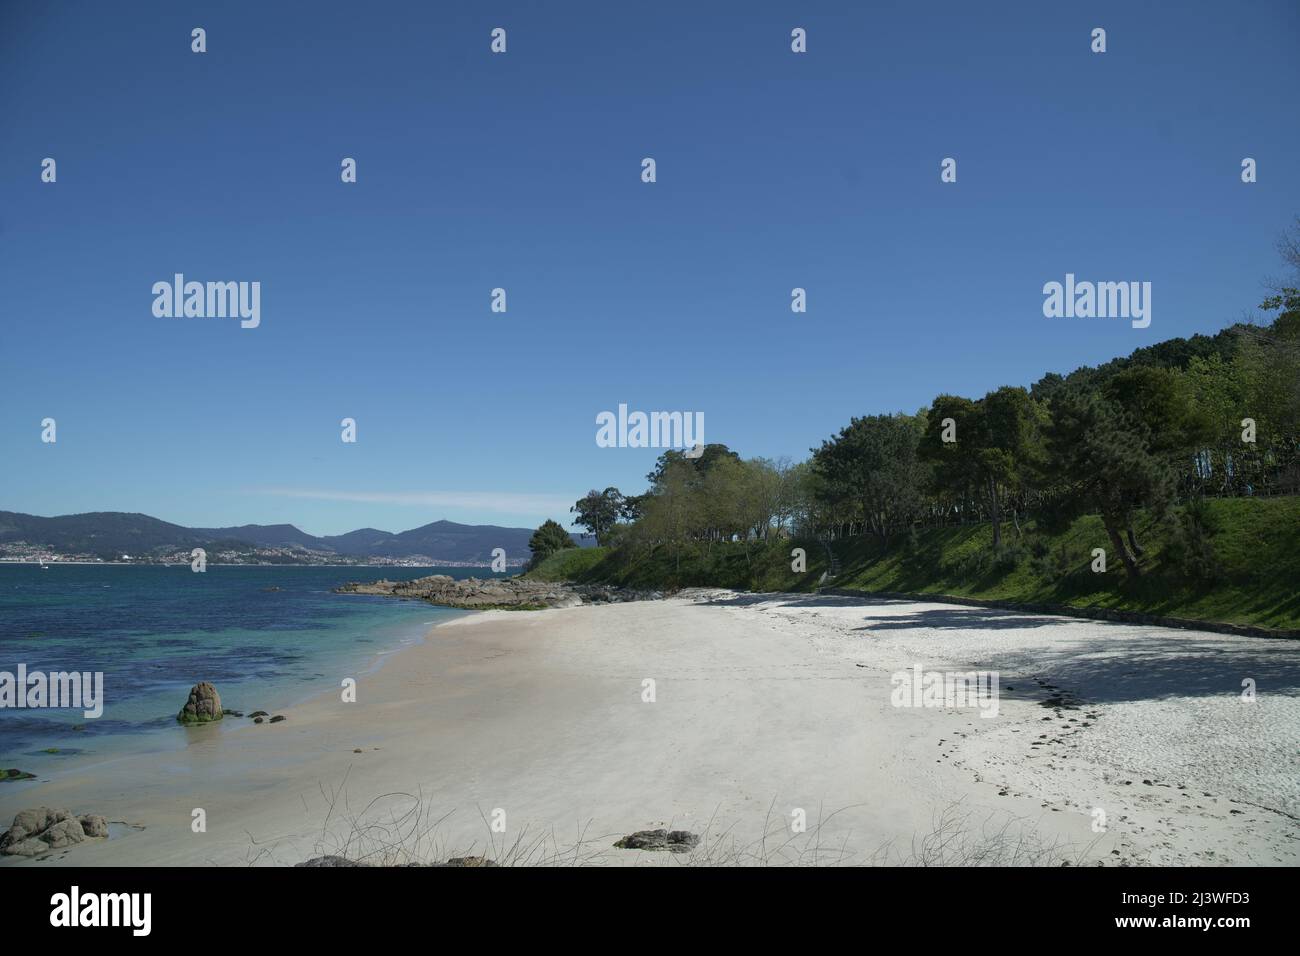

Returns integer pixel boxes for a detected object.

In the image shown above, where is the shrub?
[1162,499,1220,581]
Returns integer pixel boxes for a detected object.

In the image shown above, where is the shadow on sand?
[694,590,1300,705]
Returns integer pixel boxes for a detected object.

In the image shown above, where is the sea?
[0,564,496,769]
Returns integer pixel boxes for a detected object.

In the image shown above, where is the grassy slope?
[525,497,1300,631]
[524,546,609,582]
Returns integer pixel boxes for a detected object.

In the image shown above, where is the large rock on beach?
[295,855,364,867]
[613,829,701,853]
[0,806,109,856]
[177,681,223,724]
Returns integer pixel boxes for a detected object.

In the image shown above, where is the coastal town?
[0,541,524,568]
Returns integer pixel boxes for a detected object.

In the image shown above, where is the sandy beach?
[2,592,1297,867]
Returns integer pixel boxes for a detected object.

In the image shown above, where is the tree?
[919,390,1042,549]
[645,443,740,485]
[570,487,624,545]
[1044,387,1172,580]
[747,457,801,540]
[1184,352,1246,494]
[634,459,701,573]
[920,395,989,537]
[527,519,576,569]
[619,492,652,522]
[815,413,927,540]
[1102,366,1213,552]
[976,386,1044,545]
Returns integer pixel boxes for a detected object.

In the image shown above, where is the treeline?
[533,223,1300,583]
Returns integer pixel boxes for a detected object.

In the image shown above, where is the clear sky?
[2,0,1297,536]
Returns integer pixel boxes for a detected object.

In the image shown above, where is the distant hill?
[0,511,586,564]
[319,527,395,554]
[192,523,326,551]
[0,511,207,556]
[340,520,556,562]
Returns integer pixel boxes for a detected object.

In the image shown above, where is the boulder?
[8,806,69,842]
[1,806,107,856]
[42,818,86,849]
[177,681,223,724]
[613,829,700,853]
[3,838,48,857]
[295,855,364,867]
[434,855,497,867]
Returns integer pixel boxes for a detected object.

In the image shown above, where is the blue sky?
[2,0,1297,536]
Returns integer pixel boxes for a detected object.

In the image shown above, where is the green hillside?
[526,496,1300,632]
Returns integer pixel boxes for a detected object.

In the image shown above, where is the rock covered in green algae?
[176,681,223,724]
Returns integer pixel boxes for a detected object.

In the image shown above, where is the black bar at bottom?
[5,866,1288,941]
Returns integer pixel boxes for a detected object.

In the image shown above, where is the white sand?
[2,592,1296,867]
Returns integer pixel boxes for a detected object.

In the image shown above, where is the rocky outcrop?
[1,768,36,782]
[613,829,701,853]
[335,575,660,611]
[573,585,662,605]
[0,807,109,857]
[434,855,497,867]
[296,855,363,867]
[177,681,223,724]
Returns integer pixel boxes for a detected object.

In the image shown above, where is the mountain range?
[0,511,584,564]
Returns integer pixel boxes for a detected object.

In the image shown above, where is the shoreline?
[2,592,1296,867]
[0,561,527,569]
[1,602,464,792]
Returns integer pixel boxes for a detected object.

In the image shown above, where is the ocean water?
[0,565,491,766]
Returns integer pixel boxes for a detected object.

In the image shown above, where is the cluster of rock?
[573,584,663,605]
[1,807,108,857]
[296,832,703,867]
[335,575,660,610]
[176,683,285,725]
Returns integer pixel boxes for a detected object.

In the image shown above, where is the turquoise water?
[0,565,488,764]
